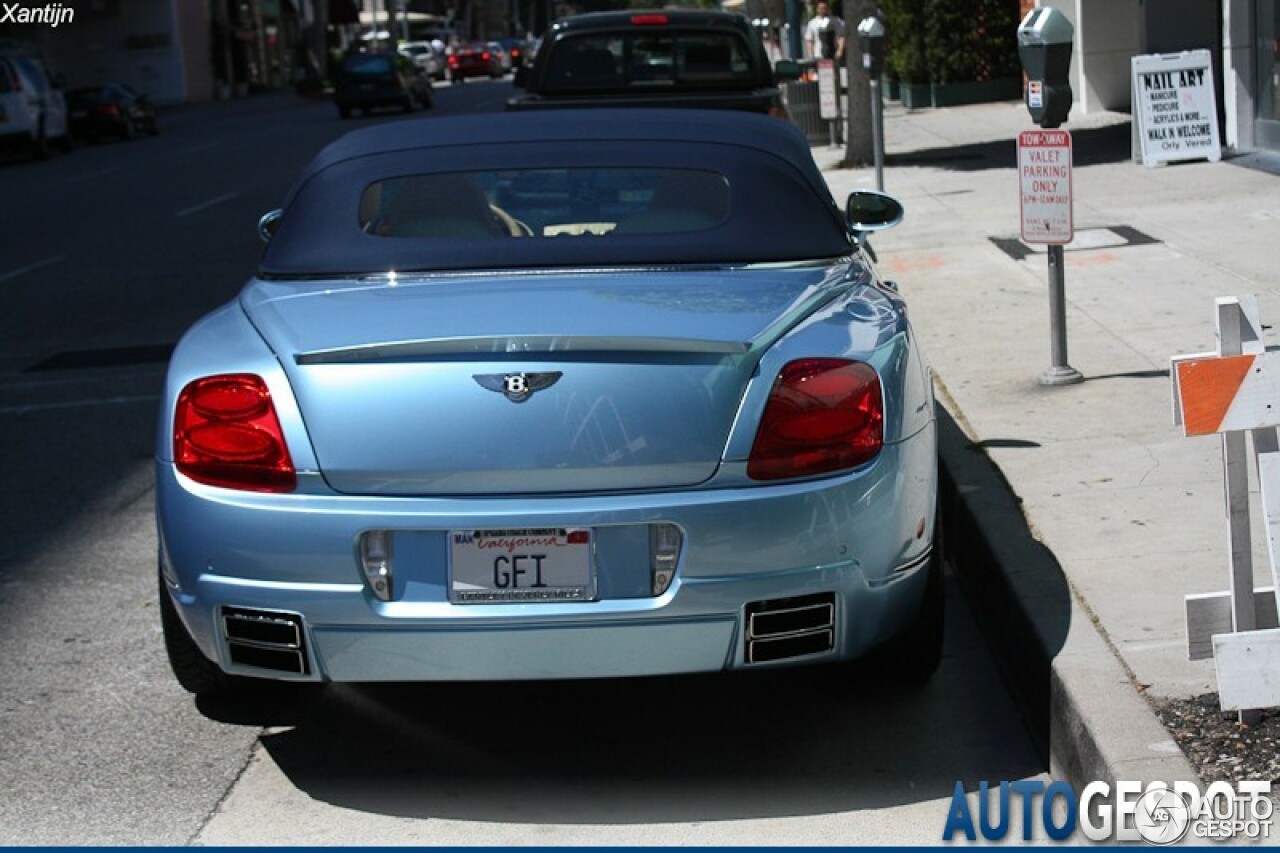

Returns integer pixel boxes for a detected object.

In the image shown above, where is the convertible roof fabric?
[260,109,853,276]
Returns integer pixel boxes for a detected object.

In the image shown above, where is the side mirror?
[257,209,283,243]
[773,59,801,82]
[845,190,904,232]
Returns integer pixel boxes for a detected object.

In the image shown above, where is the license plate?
[449,528,593,603]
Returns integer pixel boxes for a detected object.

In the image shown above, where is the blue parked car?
[156,109,940,696]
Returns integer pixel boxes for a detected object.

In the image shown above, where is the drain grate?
[989,225,1160,262]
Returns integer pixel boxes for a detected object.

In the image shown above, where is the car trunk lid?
[242,269,840,495]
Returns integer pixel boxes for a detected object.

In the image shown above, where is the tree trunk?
[843,0,878,166]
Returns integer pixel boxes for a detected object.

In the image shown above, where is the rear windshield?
[360,167,730,239]
[541,31,756,92]
[342,54,395,76]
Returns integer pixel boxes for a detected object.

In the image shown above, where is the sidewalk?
[818,100,1280,790]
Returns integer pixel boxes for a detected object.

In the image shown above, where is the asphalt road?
[0,81,1045,844]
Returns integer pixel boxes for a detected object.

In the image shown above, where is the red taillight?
[631,14,669,25]
[448,55,458,67]
[174,374,296,492]
[482,52,491,61]
[747,359,883,481]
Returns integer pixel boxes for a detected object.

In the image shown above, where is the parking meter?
[1017,7,1073,128]
[857,16,885,77]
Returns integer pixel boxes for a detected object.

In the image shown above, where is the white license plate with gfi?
[449,528,593,603]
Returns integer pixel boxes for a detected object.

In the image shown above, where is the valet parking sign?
[1018,129,1073,244]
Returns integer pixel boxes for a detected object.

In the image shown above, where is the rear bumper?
[451,65,496,78]
[334,88,408,108]
[0,128,35,149]
[158,425,936,682]
[168,557,926,681]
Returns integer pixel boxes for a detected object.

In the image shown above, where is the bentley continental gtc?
[156,109,940,696]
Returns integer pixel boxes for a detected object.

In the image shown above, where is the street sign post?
[816,58,839,147]
[1017,128,1080,385]
[817,59,838,120]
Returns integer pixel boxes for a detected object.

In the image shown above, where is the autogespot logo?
[941,779,1274,844]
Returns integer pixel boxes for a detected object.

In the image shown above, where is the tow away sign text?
[1018,129,1073,244]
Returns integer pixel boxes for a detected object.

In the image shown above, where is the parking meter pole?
[1018,6,1081,386]
[856,15,886,180]
[869,77,884,191]
[1041,245,1082,385]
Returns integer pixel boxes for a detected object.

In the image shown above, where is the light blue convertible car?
[156,109,940,696]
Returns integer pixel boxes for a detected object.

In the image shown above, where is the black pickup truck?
[507,10,800,116]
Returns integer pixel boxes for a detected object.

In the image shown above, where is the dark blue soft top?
[260,109,854,277]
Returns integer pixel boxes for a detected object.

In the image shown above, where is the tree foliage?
[879,0,1021,85]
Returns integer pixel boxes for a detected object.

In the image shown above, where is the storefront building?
[1035,0,1279,153]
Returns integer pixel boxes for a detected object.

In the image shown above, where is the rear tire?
[31,123,49,160]
[864,510,945,682]
[158,571,242,698]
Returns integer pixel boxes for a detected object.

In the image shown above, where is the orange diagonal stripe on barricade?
[1177,354,1257,436]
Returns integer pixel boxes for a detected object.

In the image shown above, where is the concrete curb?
[935,392,1201,790]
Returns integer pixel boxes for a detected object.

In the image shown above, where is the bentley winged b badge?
[473,371,563,403]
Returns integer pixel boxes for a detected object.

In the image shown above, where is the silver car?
[0,51,70,159]
[398,40,445,81]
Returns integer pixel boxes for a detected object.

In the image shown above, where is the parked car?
[156,109,939,697]
[67,84,158,142]
[333,51,433,118]
[509,9,800,117]
[0,50,70,159]
[398,40,445,81]
[447,41,506,82]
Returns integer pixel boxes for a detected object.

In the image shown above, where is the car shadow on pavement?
[198,578,1045,823]
[204,651,1040,823]
[887,121,1134,172]
[935,403,1072,773]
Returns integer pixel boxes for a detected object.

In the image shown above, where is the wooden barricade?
[1172,296,1280,719]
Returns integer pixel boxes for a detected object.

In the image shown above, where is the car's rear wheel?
[31,123,49,160]
[158,571,242,698]
[863,506,945,682]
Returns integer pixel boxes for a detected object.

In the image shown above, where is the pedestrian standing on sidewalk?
[805,1,847,62]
